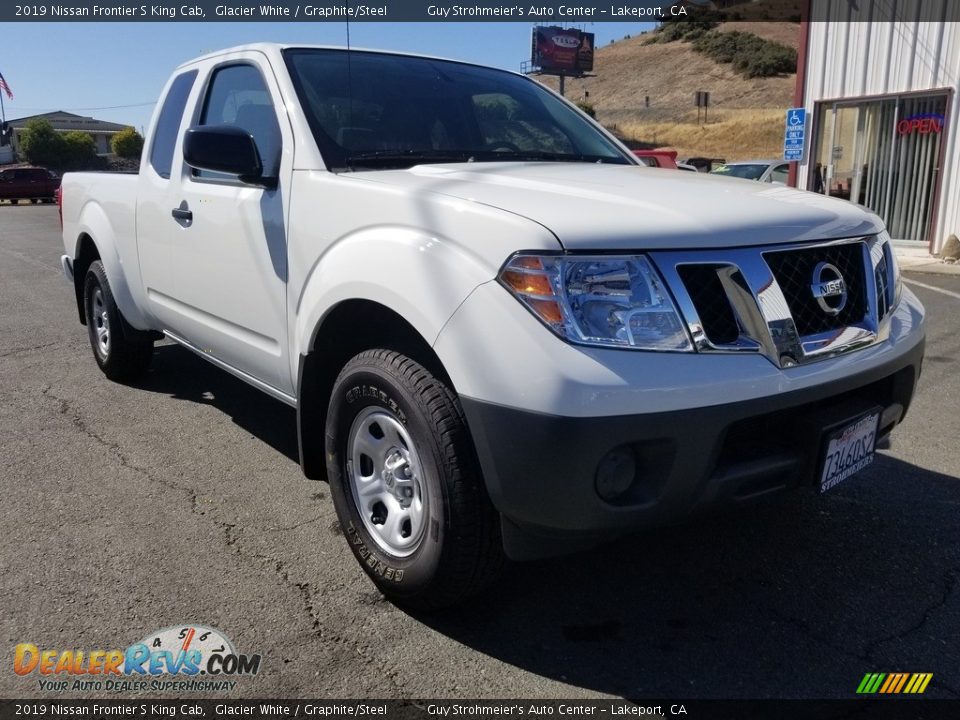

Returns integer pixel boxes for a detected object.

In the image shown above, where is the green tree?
[111,127,144,159]
[18,118,67,166]
[62,131,98,167]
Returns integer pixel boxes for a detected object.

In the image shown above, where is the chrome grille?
[763,242,868,336]
[652,235,894,369]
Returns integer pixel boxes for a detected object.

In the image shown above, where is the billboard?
[531,26,595,75]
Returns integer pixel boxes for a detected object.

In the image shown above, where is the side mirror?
[183,125,274,187]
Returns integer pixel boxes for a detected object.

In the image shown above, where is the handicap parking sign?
[784,108,807,162]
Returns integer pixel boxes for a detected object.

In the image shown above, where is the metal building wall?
[798,2,959,252]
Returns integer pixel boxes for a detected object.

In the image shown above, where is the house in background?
[0,111,130,165]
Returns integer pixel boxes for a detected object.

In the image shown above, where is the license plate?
[819,412,880,493]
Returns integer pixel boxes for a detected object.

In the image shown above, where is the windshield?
[283,49,632,170]
[711,163,768,180]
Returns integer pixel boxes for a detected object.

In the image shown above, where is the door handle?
[171,202,193,224]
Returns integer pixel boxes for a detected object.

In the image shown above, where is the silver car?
[711,160,790,184]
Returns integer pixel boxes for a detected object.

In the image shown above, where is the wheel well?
[298,300,453,481]
[73,234,100,325]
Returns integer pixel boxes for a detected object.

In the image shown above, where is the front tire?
[83,260,154,381]
[326,349,504,609]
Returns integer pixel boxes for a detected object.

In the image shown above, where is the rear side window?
[149,70,198,179]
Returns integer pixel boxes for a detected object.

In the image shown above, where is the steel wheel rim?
[347,406,426,557]
[92,287,110,356]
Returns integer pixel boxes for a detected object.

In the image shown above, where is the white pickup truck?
[60,44,925,608]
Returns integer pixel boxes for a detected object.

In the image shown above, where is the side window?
[770,164,789,184]
[149,70,198,179]
[197,64,281,179]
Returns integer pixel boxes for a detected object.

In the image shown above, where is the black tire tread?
[84,261,153,382]
[335,349,504,609]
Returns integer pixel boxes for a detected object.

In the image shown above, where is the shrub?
[62,131,98,167]
[693,30,797,78]
[18,119,67,167]
[111,127,144,159]
[655,16,721,43]
[576,101,597,119]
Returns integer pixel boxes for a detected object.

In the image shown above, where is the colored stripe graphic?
[858,672,932,694]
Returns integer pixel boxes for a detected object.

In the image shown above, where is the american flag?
[0,72,12,100]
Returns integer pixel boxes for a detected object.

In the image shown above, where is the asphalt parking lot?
[1,204,958,700]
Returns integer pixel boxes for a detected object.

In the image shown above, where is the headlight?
[498,254,693,351]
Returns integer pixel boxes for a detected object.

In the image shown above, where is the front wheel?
[325,350,504,609]
[83,260,154,381]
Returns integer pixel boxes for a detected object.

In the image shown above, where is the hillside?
[536,21,800,160]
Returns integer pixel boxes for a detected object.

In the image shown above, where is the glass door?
[811,93,947,244]
[825,104,860,202]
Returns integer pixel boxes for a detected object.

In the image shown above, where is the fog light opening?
[595,446,637,501]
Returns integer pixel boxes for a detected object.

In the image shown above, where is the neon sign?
[897,114,945,135]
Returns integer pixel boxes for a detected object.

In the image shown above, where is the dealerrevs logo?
[14,625,261,693]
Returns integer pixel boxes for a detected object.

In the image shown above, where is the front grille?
[677,264,740,345]
[764,242,868,336]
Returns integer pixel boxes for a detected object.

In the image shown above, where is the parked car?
[676,162,698,172]
[0,166,60,204]
[60,44,924,608]
[711,159,790,184]
[683,156,726,173]
[632,148,679,169]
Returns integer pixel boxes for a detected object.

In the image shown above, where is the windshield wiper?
[342,149,477,169]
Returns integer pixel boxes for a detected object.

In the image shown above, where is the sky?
[0,21,654,133]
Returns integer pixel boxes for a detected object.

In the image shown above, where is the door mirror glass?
[183,125,268,185]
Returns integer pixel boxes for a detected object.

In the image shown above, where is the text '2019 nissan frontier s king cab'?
[60,44,925,608]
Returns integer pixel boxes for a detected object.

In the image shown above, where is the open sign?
[897,114,945,135]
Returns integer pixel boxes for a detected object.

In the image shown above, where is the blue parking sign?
[783,108,807,162]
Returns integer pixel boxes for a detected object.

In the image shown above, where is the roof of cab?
[174,43,509,75]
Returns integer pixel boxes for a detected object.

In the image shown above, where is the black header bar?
[3,1,959,23]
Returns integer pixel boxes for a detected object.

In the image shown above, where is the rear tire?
[326,349,504,610]
[83,260,154,381]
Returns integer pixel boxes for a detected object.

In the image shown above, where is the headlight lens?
[499,254,693,351]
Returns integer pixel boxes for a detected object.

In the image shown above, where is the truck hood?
[353,162,883,249]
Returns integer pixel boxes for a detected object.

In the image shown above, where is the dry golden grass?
[537,22,798,127]
[618,108,787,161]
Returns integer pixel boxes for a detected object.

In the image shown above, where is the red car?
[0,167,61,204]
[631,149,679,169]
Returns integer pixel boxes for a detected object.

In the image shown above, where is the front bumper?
[462,336,922,559]
[435,280,926,560]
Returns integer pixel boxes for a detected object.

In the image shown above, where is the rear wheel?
[83,260,154,381]
[326,349,504,609]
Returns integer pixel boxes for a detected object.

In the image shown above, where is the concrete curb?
[894,247,960,276]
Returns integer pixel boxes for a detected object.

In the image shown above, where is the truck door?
[164,56,293,395]
[137,69,200,335]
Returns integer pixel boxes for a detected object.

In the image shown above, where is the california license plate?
[819,412,880,493]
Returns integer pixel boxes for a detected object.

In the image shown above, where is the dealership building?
[792,1,959,255]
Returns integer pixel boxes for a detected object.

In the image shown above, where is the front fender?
[292,225,492,361]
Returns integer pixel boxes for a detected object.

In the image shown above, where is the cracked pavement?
[1,206,959,699]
